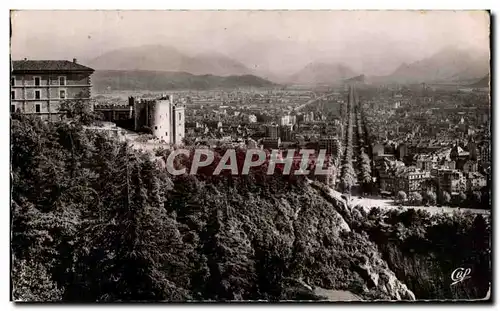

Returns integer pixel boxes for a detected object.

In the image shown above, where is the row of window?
[11,89,66,100]
[11,104,41,113]
[11,76,66,87]
[409,174,427,179]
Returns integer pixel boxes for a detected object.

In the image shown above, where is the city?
[9,10,491,302]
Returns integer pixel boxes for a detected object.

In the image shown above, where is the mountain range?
[345,74,366,83]
[286,62,357,86]
[88,44,252,77]
[86,44,490,89]
[385,46,489,84]
[92,70,276,92]
[468,75,490,88]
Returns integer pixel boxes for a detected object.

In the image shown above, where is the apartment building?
[397,167,432,194]
[319,136,341,158]
[465,172,487,192]
[436,169,467,195]
[11,59,94,120]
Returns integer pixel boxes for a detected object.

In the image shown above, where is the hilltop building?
[11,59,94,120]
[134,95,185,145]
[94,95,185,145]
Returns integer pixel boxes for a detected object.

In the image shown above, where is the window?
[155,126,158,130]
[11,76,15,86]
[34,77,41,86]
[35,90,41,100]
[35,104,41,113]
[11,105,15,113]
[11,90,15,100]
[165,132,168,136]
[59,89,66,99]
[59,76,66,86]
[178,113,182,121]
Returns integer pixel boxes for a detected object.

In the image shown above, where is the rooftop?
[12,60,94,73]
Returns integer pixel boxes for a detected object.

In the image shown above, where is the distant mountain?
[386,47,489,84]
[92,70,276,92]
[345,74,366,83]
[227,39,320,84]
[88,45,252,77]
[447,57,490,83]
[287,62,357,85]
[469,75,490,88]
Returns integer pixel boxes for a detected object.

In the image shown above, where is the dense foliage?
[11,113,491,302]
[349,205,491,300]
[355,106,373,194]
[339,88,374,195]
[10,115,389,301]
[339,95,355,193]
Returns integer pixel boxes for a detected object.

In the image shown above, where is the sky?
[10,10,490,76]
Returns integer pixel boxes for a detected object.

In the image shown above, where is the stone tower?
[151,94,185,145]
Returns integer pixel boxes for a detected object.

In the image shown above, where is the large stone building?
[94,95,186,145]
[11,59,94,120]
[397,167,433,194]
[435,169,466,195]
[379,165,432,194]
[133,95,185,145]
[318,136,341,158]
[265,124,280,139]
[280,124,294,142]
[465,172,487,192]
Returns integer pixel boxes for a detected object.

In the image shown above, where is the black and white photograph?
[9,9,492,302]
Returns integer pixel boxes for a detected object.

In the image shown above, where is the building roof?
[466,172,485,179]
[12,60,94,73]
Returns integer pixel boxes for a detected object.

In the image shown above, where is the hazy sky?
[10,10,490,75]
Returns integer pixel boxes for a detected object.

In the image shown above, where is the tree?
[183,136,195,146]
[12,259,63,301]
[481,190,491,210]
[396,191,407,204]
[440,191,451,205]
[455,191,467,207]
[339,176,353,194]
[59,99,101,125]
[424,191,437,206]
[13,110,490,302]
[469,191,482,208]
[332,139,342,166]
[408,192,422,205]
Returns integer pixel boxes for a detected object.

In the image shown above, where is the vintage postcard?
[10,10,491,302]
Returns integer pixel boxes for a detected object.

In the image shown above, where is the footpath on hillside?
[347,194,490,216]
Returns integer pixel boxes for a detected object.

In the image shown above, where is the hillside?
[92,70,276,91]
[88,44,252,77]
[10,112,491,302]
[387,47,489,84]
[469,75,490,88]
[345,74,366,83]
[288,62,357,86]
